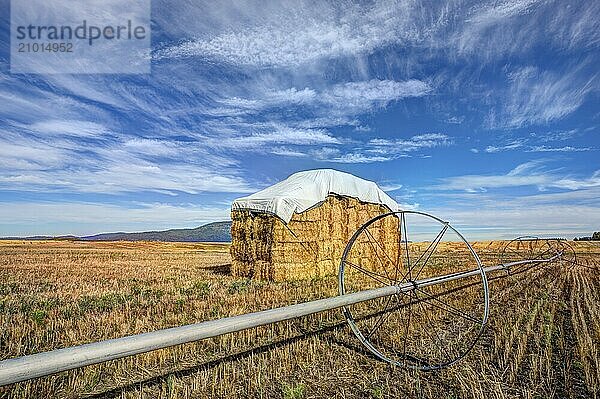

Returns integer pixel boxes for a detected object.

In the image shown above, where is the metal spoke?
[401,291,414,366]
[506,247,522,261]
[364,227,396,281]
[344,260,391,286]
[416,287,481,325]
[394,213,415,284]
[537,244,559,260]
[402,212,411,279]
[414,290,454,364]
[365,295,396,339]
[413,224,449,280]
[394,213,403,282]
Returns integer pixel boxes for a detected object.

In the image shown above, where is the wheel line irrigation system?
[0,211,577,386]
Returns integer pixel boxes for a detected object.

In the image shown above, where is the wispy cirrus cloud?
[155,0,600,68]
[434,160,600,192]
[192,79,434,162]
[25,120,111,138]
[153,1,423,67]
[451,0,600,59]
[321,79,432,110]
[426,182,600,239]
[368,133,452,154]
[379,182,403,192]
[474,133,595,154]
[527,145,593,153]
[329,153,393,164]
[487,65,598,129]
[308,133,452,164]
[484,139,526,153]
[453,0,544,57]
[530,129,580,142]
[205,126,342,150]
[0,124,254,195]
[217,79,432,117]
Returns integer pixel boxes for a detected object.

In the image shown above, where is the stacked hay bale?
[231,194,399,281]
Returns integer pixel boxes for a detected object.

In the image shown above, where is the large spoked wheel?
[501,236,552,274]
[500,237,578,274]
[339,211,489,370]
[556,240,578,270]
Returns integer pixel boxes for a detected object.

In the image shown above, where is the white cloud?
[0,132,70,169]
[154,1,422,67]
[530,129,579,142]
[153,0,600,71]
[425,178,600,240]
[484,140,526,153]
[309,147,341,160]
[452,1,600,59]
[303,133,452,164]
[0,127,253,195]
[527,145,593,153]
[270,147,308,157]
[469,0,541,25]
[220,87,317,110]
[207,126,341,149]
[435,161,600,192]
[299,133,451,164]
[369,133,451,153]
[322,79,432,109]
[489,65,597,128]
[330,153,392,164]
[380,183,403,192]
[455,0,543,56]
[218,79,432,116]
[0,162,253,195]
[553,171,600,190]
[26,120,110,137]
[122,138,183,157]
[474,135,595,154]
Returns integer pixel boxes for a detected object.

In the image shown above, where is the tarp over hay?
[230,170,401,281]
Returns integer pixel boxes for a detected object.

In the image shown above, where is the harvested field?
[0,239,598,398]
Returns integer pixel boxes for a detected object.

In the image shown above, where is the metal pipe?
[416,254,560,289]
[0,255,557,386]
[0,285,398,386]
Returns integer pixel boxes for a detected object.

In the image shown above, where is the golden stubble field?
[0,240,598,399]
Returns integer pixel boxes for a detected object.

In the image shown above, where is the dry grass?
[0,239,598,399]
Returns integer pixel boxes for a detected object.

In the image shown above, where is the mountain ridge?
[0,221,232,242]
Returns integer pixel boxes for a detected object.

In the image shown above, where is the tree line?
[574,232,600,241]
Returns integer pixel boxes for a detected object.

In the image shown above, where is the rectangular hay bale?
[230,195,398,281]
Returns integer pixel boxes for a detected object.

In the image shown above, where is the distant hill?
[83,221,232,242]
[1,221,232,242]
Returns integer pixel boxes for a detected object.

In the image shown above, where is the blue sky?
[0,0,598,239]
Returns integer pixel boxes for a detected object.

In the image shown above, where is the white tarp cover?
[232,169,399,223]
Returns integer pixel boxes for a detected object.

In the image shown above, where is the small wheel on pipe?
[500,237,578,274]
[500,236,547,275]
[339,211,489,370]
[555,240,578,270]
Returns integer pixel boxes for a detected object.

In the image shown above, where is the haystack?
[230,169,400,281]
